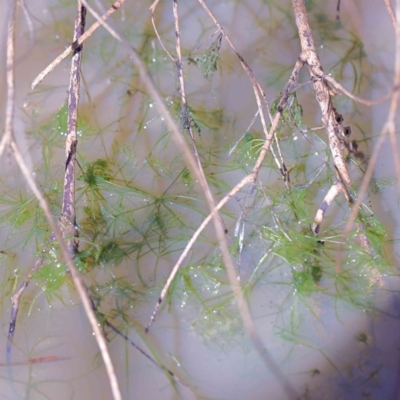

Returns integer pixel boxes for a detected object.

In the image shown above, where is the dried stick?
[146,1,303,330]
[196,0,291,184]
[58,0,86,255]
[7,258,44,359]
[292,0,351,189]
[324,74,391,106]
[149,0,175,62]
[31,0,125,90]
[312,182,344,234]
[104,320,196,395]
[335,0,400,272]
[10,143,122,400]
[291,0,374,268]
[78,0,235,317]
[0,0,17,158]
[80,2,298,394]
[384,0,397,31]
[3,2,122,399]
[146,62,304,399]
[171,0,229,235]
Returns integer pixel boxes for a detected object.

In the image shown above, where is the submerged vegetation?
[0,0,398,399]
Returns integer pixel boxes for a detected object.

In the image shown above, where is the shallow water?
[0,0,399,399]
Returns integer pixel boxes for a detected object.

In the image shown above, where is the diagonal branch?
[3,2,122,400]
[291,0,373,269]
[31,0,125,90]
[292,0,351,189]
[81,2,299,395]
[172,0,229,236]
[336,0,400,272]
[58,1,86,255]
[0,0,17,158]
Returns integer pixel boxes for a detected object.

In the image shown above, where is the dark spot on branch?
[335,114,343,124]
[344,126,351,137]
[65,150,73,170]
[320,201,328,213]
[71,40,82,52]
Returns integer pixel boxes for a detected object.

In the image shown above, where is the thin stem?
[2,1,123,399]
[31,0,126,90]
[336,0,400,271]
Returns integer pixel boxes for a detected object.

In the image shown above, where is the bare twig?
[291,0,376,269]
[79,0,235,329]
[16,0,35,64]
[196,0,291,184]
[146,59,305,398]
[3,1,122,399]
[336,0,400,272]
[172,0,229,237]
[58,1,86,255]
[81,2,298,393]
[324,74,392,106]
[150,0,175,62]
[104,320,196,395]
[31,0,125,90]
[312,182,344,234]
[384,0,397,31]
[292,0,351,189]
[7,258,44,359]
[0,0,17,158]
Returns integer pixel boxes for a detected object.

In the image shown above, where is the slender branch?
[150,0,175,62]
[0,0,16,158]
[172,0,229,236]
[336,0,400,272]
[384,0,397,31]
[196,0,291,184]
[292,0,351,189]
[78,0,238,336]
[146,58,303,319]
[59,1,86,255]
[9,139,123,400]
[31,0,126,90]
[145,58,305,398]
[3,2,123,399]
[324,74,391,106]
[7,258,44,359]
[312,182,344,235]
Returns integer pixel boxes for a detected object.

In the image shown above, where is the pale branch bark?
[292,0,351,189]
[150,0,175,62]
[146,55,305,325]
[291,0,373,266]
[172,0,229,237]
[324,74,391,106]
[384,0,397,31]
[197,0,292,185]
[79,0,239,332]
[0,0,16,158]
[336,0,400,272]
[59,1,86,255]
[312,182,343,234]
[4,2,123,399]
[31,0,125,90]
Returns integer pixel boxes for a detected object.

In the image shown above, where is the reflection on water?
[0,0,399,399]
